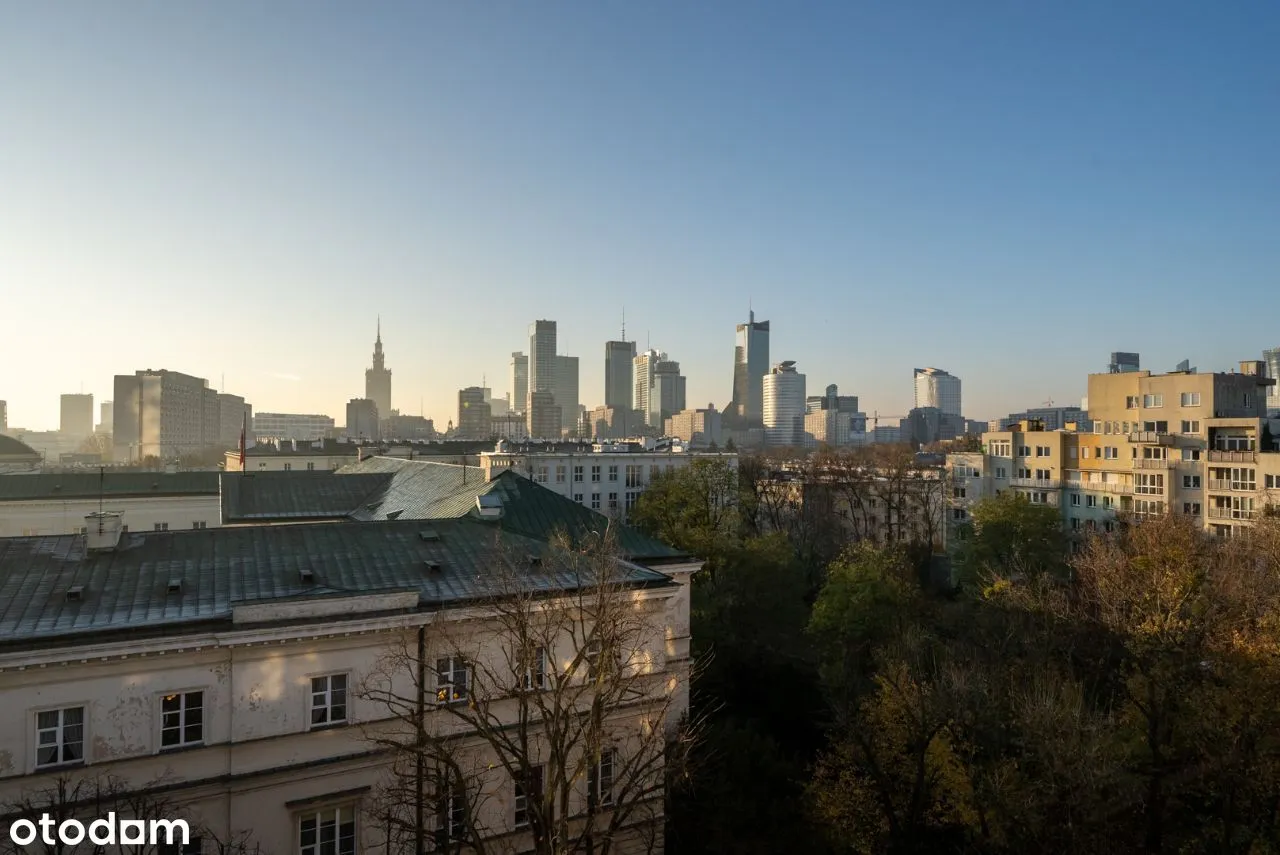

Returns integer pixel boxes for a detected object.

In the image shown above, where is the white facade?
[480,444,738,520]
[0,495,221,537]
[763,361,806,447]
[224,449,358,472]
[913,367,962,417]
[253,412,335,441]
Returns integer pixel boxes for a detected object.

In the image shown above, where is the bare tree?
[359,530,699,855]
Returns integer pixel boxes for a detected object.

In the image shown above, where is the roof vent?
[167,579,183,594]
[418,529,441,542]
[424,560,443,573]
[386,510,404,520]
[66,586,85,602]
[299,568,315,583]
[84,512,124,552]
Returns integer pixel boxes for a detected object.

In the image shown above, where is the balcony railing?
[1008,477,1061,489]
[1128,431,1174,446]
[1207,479,1257,492]
[1068,480,1134,494]
[1132,458,1172,469]
[1207,449,1256,463]
[1208,507,1257,521]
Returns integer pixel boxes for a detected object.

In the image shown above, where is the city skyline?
[3,2,1279,430]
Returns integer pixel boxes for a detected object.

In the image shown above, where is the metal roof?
[220,471,392,521]
[0,471,220,501]
[0,518,675,649]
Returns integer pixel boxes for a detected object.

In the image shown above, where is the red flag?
[239,412,247,470]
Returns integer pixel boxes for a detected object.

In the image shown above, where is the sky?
[2,1,1278,432]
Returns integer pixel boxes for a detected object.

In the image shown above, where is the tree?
[76,433,112,460]
[952,492,1069,587]
[629,459,740,576]
[359,531,697,855]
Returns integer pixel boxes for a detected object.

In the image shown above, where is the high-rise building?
[60,393,94,439]
[510,352,529,414]
[1109,352,1141,374]
[806,384,859,415]
[112,370,250,462]
[666,406,723,448]
[634,350,659,417]
[529,321,557,396]
[526,391,561,439]
[913,368,962,417]
[1264,347,1280,415]
[365,318,392,420]
[554,355,580,432]
[253,412,335,441]
[345,398,380,441]
[803,384,865,448]
[458,387,493,439]
[730,311,770,426]
[97,400,113,434]
[605,340,637,410]
[650,360,686,429]
[763,361,806,447]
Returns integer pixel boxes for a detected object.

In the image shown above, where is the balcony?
[1207,479,1257,493]
[1132,458,1172,470]
[1208,507,1257,521]
[1128,431,1174,446]
[1207,449,1256,463]
[1009,477,1061,489]
[1069,480,1134,494]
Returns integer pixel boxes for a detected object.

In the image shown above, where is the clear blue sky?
[2,1,1277,431]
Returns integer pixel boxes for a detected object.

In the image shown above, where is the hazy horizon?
[3,2,1278,432]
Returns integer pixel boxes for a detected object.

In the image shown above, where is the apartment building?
[0,513,695,855]
[948,362,1280,540]
[479,439,738,520]
[113,370,252,462]
[253,412,336,441]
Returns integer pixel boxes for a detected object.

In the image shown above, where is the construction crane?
[870,410,910,427]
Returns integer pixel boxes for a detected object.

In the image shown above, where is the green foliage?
[629,458,740,574]
[953,491,1068,586]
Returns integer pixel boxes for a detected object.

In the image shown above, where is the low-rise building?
[0,471,221,537]
[665,406,723,448]
[252,412,335,441]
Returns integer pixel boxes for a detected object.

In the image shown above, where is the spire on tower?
[376,315,381,344]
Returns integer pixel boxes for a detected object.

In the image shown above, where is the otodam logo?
[7,814,190,847]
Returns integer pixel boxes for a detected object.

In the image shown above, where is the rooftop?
[0,471,219,501]
[0,435,41,460]
[0,518,676,650]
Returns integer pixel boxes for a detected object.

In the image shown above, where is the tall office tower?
[913,367,962,417]
[457,387,493,439]
[763,361,807,447]
[554,355,580,431]
[729,310,770,426]
[650,359,686,428]
[98,400,113,434]
[365,318,392,420]
[346,398,380,440]
[529,321,557,396]
[480,387,509,417]
[216,394,251,446]
[806,384,859,415]
[1264,347,1280,415]
[60,393,94,439]
[526,391,561,439]
[605,340,637,409]
[1108,352,1141,374]
[633,349,662,423]
[510,352,529,414]
[113,369,242,461]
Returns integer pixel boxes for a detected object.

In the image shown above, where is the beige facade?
[948,365,1279,540]
[0,494,221,537]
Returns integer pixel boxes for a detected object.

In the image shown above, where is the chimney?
[85,512,124,552]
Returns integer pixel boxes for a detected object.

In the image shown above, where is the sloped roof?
[0,471,219,501]
[219,471,392,521]
[0,435,42,459]
[0,518,675,649]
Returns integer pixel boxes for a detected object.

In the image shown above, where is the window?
[1029,492,1049,505]
[1016,467,1031,479]
[1071,518,1080,530]
[283,463,292,471]
[555,465,566,483]
[995,467,1007,478]
[1035,446,1046,457]
[160,691,203,748]
[1142,446,1166,460]
[307,462,315,471]
[534,466,548,483]
[590,465,601,482]
[608,493,618,511]
[514,765,545,828]
[1125,396,1139,409]
[607,465,618,482]
[1268,475,1279,489]
[1086,495,1098,508]
[436,657,470,704]
[1182,448,1201,462]
[520,647,548,691]
[1244,394,1252,408]
[1143,394,1164,408]
[1035,469,1051,480]
[1230,468,1257,491]
[1181,392,1201,407]
[1134,499,1165,516]
[154,522,169,532]
[444,791,467,840]
[299,807,356,855]
[1068,446,1078,459]
[1104,447,1118,460]
[1142,421,1169,433]
[1070,493,1081,506]
[589,749,615,807]
[625,465,642,488]
[1136,473,1164,495]
[650,464,660,480]
[1103,496,1114,509]
[35,707,85,768]
[573,493,584,504]
[573,465,584,482]
[590,493,601,510]
[1081,447,1091,459]
[191,521,207,530]
[1181,420,1200,434]
[953,487,966,499]
[1184,502,1202,515]
[952,508,967,521]
[1183,475,1201,489]
[1018,445,1030,457]
[1105,521,1116,533]
[310,674,348,726]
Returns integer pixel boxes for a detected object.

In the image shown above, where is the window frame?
[514,765,546,828]
[436,656,470,705]
[33,705,87,770]
[309,673,349,729]
[298,805,357,855]
[159,690,205,750]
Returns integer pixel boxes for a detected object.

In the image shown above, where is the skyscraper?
[526,391,561,439]
[1264,347,1280,415]
[112,369,248,461]
[605,340,636,410]
[730,310,770,426]
[763,361,806,447]
[60,393,94,439]
[457,387,492,439]
[346,398,380,441]
[634,349,660,425]
[554,355,580,432]
[510,352,529,414]
[651,359,686,428]
[365,318,392,420]
[529,321,557,396]
[98,400,113,434]
[913,367,962,417]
